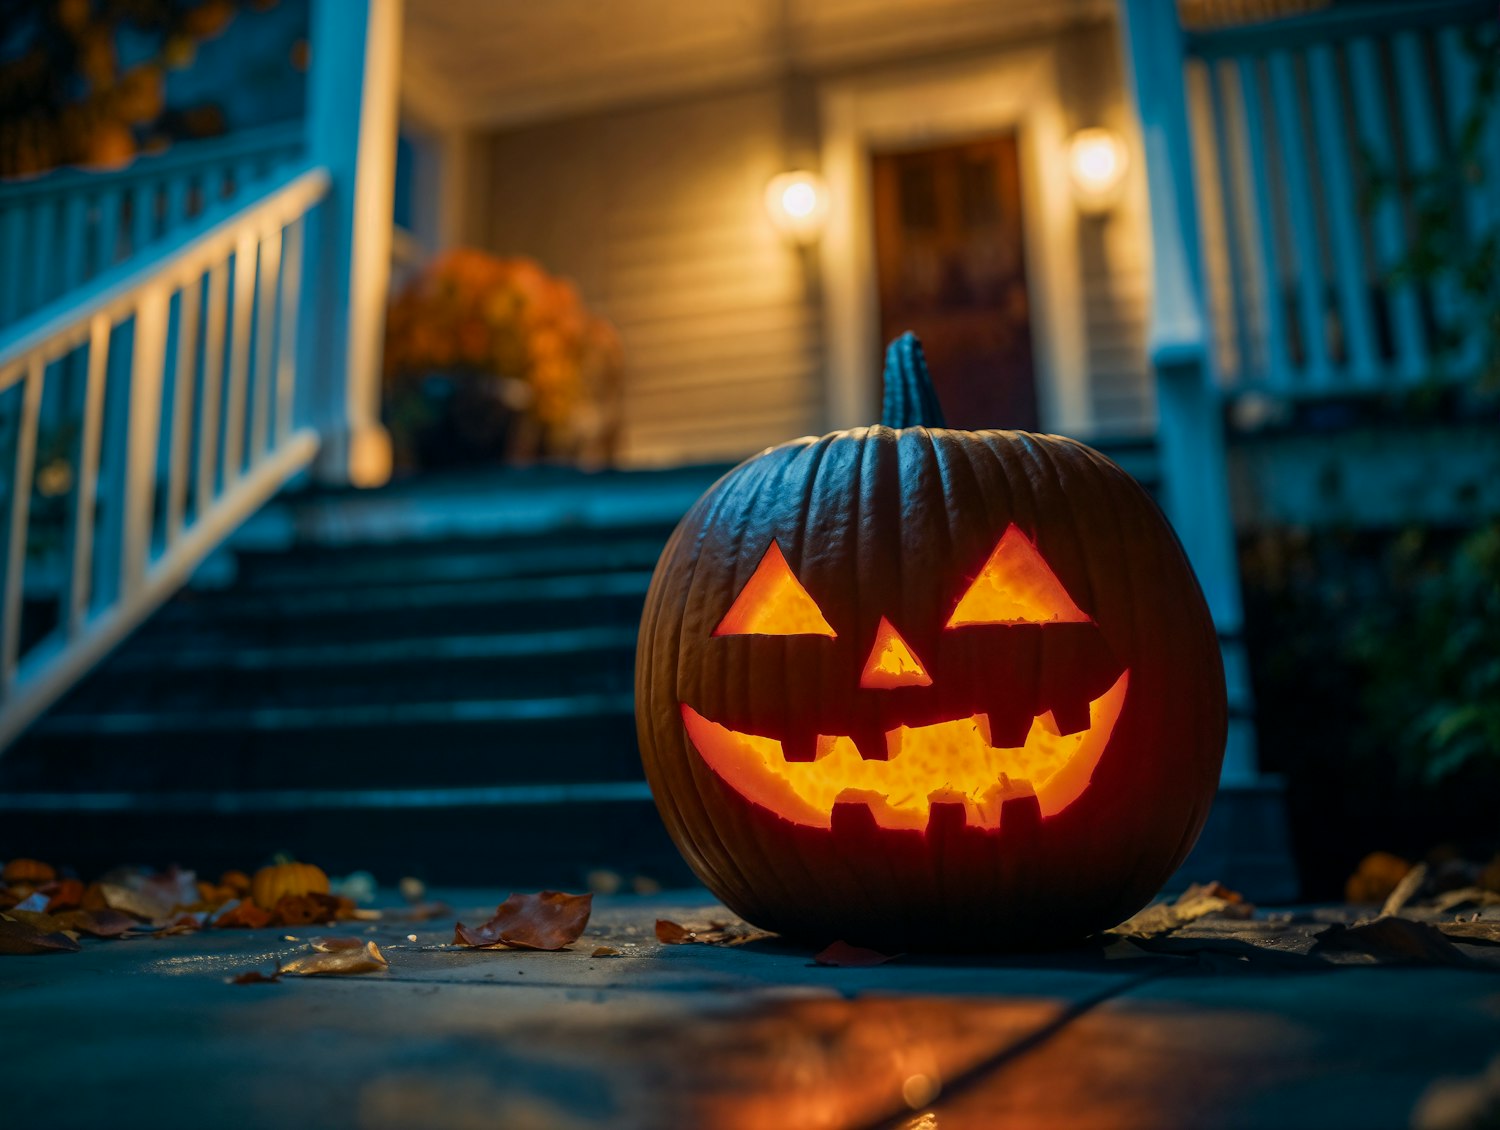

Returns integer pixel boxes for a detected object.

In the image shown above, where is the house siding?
[480,19,1156,466]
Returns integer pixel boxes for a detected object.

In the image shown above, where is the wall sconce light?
[765,170,830,243]
[1067,128,1128,215]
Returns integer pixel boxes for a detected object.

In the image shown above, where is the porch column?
[305,0,401,487]
[1117,0,1257,785]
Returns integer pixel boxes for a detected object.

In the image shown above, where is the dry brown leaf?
[454,891,593,951]
[44,878,85,913]
[0,914,80,955]
[1313,917,1480,967]
[51,908,137,938]
[591,945,622,957]
[282,939,388,976]
[813,941,896,967]
[1113,881,1254,938]
[1380,862,1429,917]
[1439,920,1500,947]
[99,867,198,921]
[212,899,274,929]
[654,918,772,947]
[1431,888,1500,915]
[309,935,364,952]
[1345,851,1413,904]
[229,963,283,984]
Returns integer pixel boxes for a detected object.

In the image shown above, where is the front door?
[871,133,1038,430]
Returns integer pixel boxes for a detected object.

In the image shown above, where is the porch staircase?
[0,468,718,887]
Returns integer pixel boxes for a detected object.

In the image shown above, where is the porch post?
[1117,0,1257,785]
[305,0,401,487]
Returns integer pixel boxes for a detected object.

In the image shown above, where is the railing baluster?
[0,205,25,324]
[223,232,258,484]
[1,357,44,692]
[95,188,123,276]
[1307,43,1379,386]
[60,193,90,294]
[67,316,111,636]
[129,180,156,259]
[166,275,202,545]
[1267,49,1331,389]
[1346,37,1425,380]
[276,216,305,442]
[165,173,191,233]
[1234,57,1291,389]
[32,198,58,311]
[1436,25,1493,376]
[120,288,169,598]
[1393,30,1459,379]
[251,224,283,462]
[196,260,229,511]
[1207,61,1255,384]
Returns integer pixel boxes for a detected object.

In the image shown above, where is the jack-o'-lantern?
[636,335,1226,949]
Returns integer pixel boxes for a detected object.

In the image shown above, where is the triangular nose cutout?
[860,617,933,689]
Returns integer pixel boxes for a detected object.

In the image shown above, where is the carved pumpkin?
[636,335,1226,949]
[250,862,329,911]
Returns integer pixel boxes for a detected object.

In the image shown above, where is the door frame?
[818,44,1090,435]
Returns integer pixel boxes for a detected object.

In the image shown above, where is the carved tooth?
[831,793,882,835]
[972,713,993,746]
[780,732,819,763]
[925,798,968,838]
[851,721,891,761]
[986,709,1032,750]
[1046,699,1092,738]
[1000,791,1042,835]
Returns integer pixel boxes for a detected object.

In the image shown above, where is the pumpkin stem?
[881,333,947,429]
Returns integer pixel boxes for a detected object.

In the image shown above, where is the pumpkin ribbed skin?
[636,425,1225,950]
[250,862,329,911]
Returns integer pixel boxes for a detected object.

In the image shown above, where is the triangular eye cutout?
[946,525,1092,626]
[713,541,837,637]
[860,617,933,689]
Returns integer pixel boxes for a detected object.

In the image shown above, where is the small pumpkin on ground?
[636,335,1227,950]
[251,862,329,911]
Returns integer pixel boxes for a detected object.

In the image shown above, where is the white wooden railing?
[0,163,329,748]
[1182,0,1498,396]
[0,122,304,329]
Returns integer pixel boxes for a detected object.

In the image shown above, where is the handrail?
[0,121,305,199]
[0,165,329,382]
[0,161,330,750]
[0,122,306,328]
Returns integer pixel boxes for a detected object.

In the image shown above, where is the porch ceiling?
[400,0,1111,131]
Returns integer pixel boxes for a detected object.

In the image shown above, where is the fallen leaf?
[282,940,388,976]
[153,912,207,937]
[45,878,85,913]
[1313,918,1480,967]
[229,963,283,984]
[454,891,593,951]
[99,867,198,921]
[0,915,80,955]
[1113,881,1254,938]
[309,935,364,952]
[814,941,896,967]
[591,946,622,958]
[1439,920,1500,947]
[1380,862,1429,917]
[53,908,137,938]
[212,899,274,929]
[1431,888,1500,915]
[654,918,773,947]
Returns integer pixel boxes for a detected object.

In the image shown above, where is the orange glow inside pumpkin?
[860,617,932,689]
[946,525,1092,626]
[682,672,1128,831]
[713,541,837,637]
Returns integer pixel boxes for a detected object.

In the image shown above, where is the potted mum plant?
[382,249,623,471]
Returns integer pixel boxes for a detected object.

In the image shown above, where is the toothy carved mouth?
[681,672,1129,832]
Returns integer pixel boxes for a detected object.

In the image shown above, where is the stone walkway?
[4,890,1498,1129]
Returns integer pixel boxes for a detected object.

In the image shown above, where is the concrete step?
[231,531,674,593]
[60,627,638,713]
[136,570,653,646]
[4,696,640,791]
